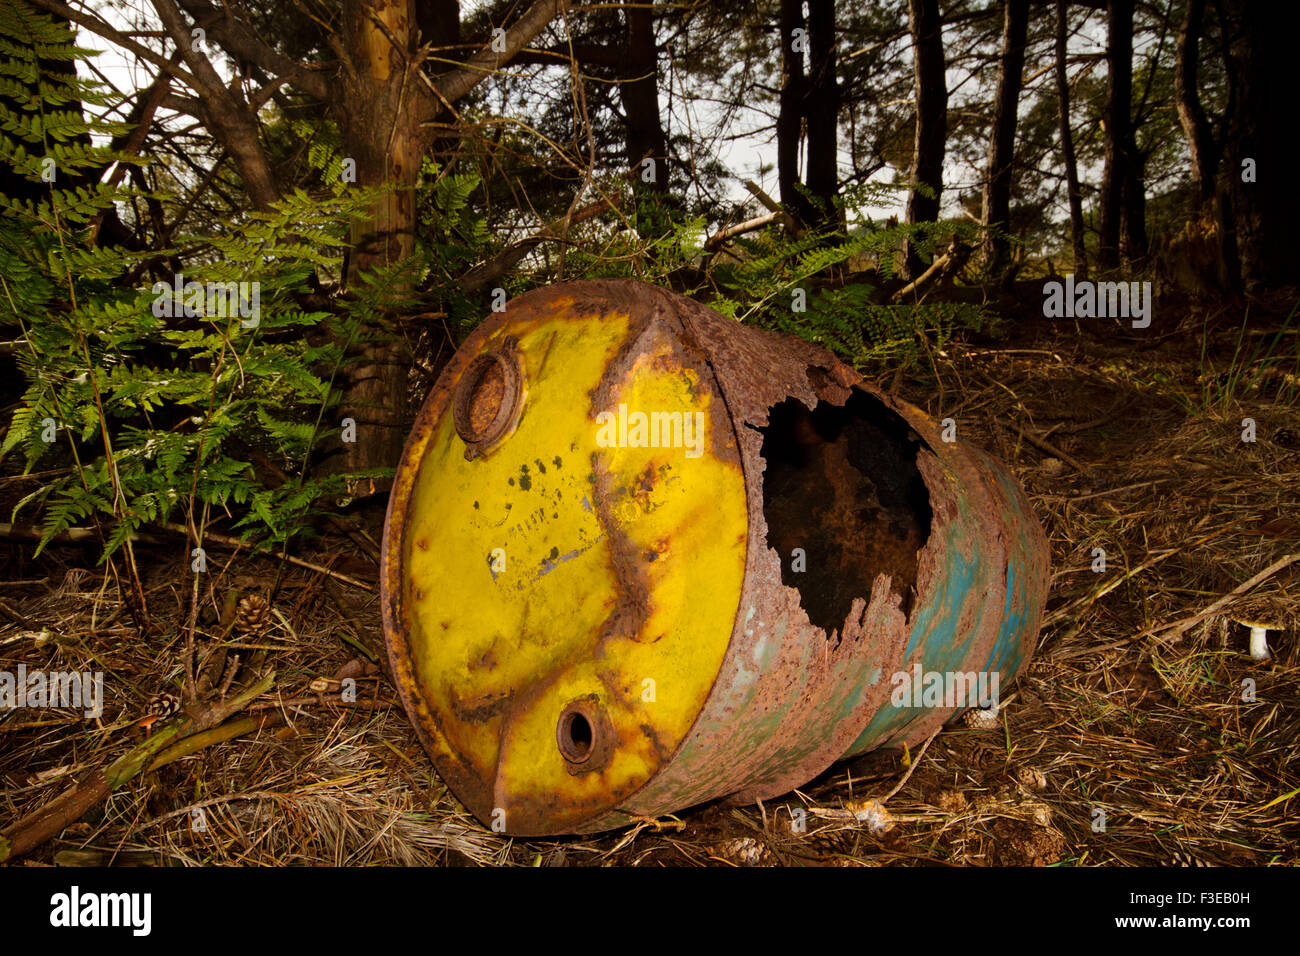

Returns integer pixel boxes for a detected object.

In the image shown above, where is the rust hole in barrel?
[759,390,932,634]
[557,707,595,764]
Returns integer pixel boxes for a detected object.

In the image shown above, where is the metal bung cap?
[453,335,524,460]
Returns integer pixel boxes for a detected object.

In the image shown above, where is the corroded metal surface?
[381,279,1051,836]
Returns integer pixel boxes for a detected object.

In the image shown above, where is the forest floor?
[2,289,1297,866]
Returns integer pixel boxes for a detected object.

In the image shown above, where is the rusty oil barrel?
[380,279,1050,836]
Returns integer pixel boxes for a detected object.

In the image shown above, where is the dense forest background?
[0,0,1297,868]
[2,0,1296,558]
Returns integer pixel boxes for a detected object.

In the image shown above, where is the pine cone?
[233,593,272,639]
[145,692,180,720]
[963,705,1001,730]
[713,837,771,866]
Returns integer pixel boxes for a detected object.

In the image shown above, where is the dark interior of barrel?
[759,391,933,636]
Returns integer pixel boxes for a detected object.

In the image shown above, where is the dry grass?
[2,301,1297,867]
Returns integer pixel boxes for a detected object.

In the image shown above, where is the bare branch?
[511,42,624,70]
[744,179,802,235]
[28,0,196,86]
[459,198,614,294]
[703,211,780,251]
[160,91,202,114]
[150,0,279,209]
[175,0,332,102]
[435,0,574,105]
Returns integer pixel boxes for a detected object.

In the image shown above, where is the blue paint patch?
[526,540,599,584]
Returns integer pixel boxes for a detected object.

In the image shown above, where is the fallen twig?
[1136,552,1298,645]
[0,671,275,863]
[1057,552,1298,661]
[0,522,374,590]
[1012,423,1092,475]
[161,523,374,591]
[881,728,941,803]
[144,712,280,773]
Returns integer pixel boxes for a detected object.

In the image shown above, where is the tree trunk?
[805,0,840,226]
[777,0,810,228]
[905,0,947,279]
[1175,0,1216,208]
[1218,0,1300,290]
[1055,0,1087,279]
[417,0,461,169]
[1210,0,1241,294]
[981,0,1029,282]
[621,5,667,191]
[1098,0,1133,272]
[1121,151,1148,266]
[334,0,435,489]
[329,0,573,483]
[621,3,669,237]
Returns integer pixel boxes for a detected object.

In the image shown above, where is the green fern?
[707,200,988,368]
[0,7,408,560]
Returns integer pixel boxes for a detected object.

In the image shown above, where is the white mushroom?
[1230,599,1284,660]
